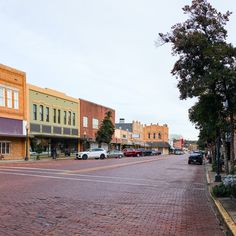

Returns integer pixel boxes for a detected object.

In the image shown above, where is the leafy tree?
[95,111,115,148]
[158,0,236,172]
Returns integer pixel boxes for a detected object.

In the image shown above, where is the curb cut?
[206,171,236,235]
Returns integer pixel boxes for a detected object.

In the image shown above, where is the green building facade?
[28,84,80,157]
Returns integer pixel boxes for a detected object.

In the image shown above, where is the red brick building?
[79,99,115,151]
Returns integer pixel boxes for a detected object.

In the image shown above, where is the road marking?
[0,170,162,188]
[0,167,162,184]
[64,158,160,174]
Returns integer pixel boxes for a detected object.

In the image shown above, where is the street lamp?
[83,131,87,151]
[25,124,29,161]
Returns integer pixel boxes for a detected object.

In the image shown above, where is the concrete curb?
[206,171,236,235]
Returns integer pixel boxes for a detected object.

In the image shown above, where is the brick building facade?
[0,64,27,160]
[79,99,115,151]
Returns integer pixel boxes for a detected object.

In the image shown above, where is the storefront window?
[0,142,10,155]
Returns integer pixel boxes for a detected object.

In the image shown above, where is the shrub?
[212,183,231,197]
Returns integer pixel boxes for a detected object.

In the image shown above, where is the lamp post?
[25,124,29,161]
[83,131,87,151]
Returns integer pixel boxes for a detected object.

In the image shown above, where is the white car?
[76,148,107,160]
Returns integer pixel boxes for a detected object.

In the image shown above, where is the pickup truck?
[123,148,142,157]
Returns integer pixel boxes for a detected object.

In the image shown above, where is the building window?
[39,105,44,121]
[64,111,67,125]
[92,118,98,129]
[68,111,71,125]
[33,104,37,120]
[58,110,61,124]
[148,133,151,139]
[46,107,49,122]
[7,89,12,108]
[158,132,162,139]
[13,90,19,109]
[153,133,156,139]
[72,113,76,126]
[0,87,5,107]
[0,142,10,155]
[83,117,88,127]
[53,109,56,123]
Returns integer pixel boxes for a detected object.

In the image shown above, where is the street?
[0,155,225,236]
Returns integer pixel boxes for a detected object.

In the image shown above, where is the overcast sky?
[0,1,235,140]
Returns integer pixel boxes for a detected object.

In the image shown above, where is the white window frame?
[0,142,10,155]
[0,87,5,107]
[92,118,99,129]
[7,89,12,108]
[83,116,88,128]
[13,90,19,109]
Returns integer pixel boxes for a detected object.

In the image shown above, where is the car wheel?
[100,154,105,159]
[82,154,88,160]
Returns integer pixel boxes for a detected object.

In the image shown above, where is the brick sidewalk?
[206,163,236,235]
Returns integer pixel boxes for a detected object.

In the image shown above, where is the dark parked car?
[136,148,152,156]
[151,150,162,156]
[188,152,203,165]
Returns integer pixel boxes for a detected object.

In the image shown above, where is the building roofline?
[79,98,115,111]
[0,64,26,76]
[27,84,78,103]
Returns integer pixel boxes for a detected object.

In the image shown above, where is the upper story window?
[92,118,98,129]
[33,104,37,120]
[64,111,67,125]
[153,133,156,139]
[72,113,76,126]
[46,107,49,122]
[0,87,5,107]
[68,111,71,125]
[58,109,61,124]
[158,132,162,139]
[13,90,19,109]
[7,89,12,108]
[53,109,56,123]
[39,105,44,121]
[148,133,151,139]
[83,116,88,127]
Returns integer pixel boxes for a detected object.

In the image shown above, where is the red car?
[123,148,142,157]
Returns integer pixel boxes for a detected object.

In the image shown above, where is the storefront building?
[115,119,144,148]
[143,123,170,154]
[0,64,27,160]
[79,99,115,151]
[28,84,80,157]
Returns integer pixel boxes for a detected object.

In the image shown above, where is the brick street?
[0,155,225,236]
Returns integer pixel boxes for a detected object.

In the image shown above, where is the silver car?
[107,150,124,158]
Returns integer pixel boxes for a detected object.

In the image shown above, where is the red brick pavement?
[0,156,225,236]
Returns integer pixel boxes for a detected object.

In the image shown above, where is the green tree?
[95,111,115,148]
[158,0,236,172]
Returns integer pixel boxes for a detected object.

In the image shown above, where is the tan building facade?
[0,64,27,160]
[143,124,170,154]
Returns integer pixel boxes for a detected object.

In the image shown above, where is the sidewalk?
[206,163,236,235]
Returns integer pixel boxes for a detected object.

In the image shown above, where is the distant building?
[143,123,170,154]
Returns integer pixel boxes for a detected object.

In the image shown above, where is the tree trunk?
[222,138,229,174]
[229,112,235,174]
